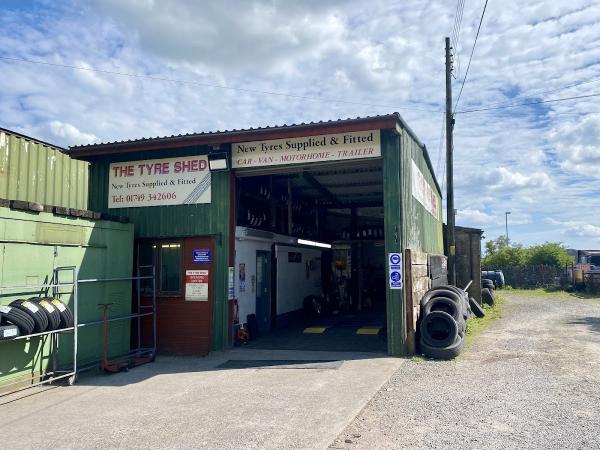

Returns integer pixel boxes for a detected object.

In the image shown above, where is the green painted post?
[382,129,406,356]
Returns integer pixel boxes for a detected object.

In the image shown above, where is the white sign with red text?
[185,270,209,301]
[232,130,381,168]
[411,160,440,220]
[108,155,211,208]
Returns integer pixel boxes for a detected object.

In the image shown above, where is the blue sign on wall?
[388,252,403,289]
[193,248,211,263]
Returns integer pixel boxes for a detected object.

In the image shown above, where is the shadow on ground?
[567,316,600,333]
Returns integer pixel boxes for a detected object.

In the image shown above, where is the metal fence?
[483,265,563,289]
[584,272,600,294]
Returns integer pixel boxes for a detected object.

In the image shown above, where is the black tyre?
[482,279,495,290]
[423,297,462,322]
[50,298,74,328]
[0,305,35,335]
[420,335,464,360]
[420,311,459,348]
[421,288,463,307]
[33,297,62,330]
[435,285,468,299]
[10,299,48,333]
[481,288,494,306]
[469,297,485,318]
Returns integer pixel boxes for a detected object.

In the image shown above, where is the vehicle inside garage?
[233,159,388,353]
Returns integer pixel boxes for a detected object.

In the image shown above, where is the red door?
[137,237,214,356]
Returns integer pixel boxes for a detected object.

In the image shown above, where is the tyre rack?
[0,265,157,398]
[0,266,78,397]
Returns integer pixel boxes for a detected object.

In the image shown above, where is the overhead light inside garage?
[297,238,332,249]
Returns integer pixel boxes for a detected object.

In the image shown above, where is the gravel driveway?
[330,292,600,449]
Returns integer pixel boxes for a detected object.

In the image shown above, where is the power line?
[435,112,446,176]
[463,74,600,110]
[453,0,489,112]
[451,0,466,78]
[456,107,600,119]
[455,92,600,114]
[0,55,441,112]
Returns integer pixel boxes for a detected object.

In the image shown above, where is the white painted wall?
[233,227,324,323]
[275,244,323,315]
[234,227,295,323]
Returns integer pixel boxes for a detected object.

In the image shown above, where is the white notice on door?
[185,270,209,301]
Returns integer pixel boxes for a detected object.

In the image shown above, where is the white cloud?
[461,167,554,192]
[92,0,348,75]
[47,121,98,144]
[457,208,496,225]
[567,223,600,238]
[0,0,599,249]
[549,113,600,179]
[547,218,600,240]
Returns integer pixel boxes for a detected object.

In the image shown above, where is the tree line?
[483,235,574,269]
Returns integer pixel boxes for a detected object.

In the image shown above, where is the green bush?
[482,236,573,269]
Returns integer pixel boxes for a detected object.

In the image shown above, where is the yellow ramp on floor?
[303,327,328,334]
[356,327,382,335]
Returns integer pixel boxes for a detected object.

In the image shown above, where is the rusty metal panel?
[0,130,89,209]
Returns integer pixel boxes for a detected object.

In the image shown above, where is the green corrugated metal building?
[68,113,443,356]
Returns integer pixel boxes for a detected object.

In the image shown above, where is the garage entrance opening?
[233,160,387,353]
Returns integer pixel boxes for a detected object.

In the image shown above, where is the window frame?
[136,239,184,297]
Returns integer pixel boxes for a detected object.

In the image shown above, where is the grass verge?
[465,295,505,348]
[506,288,600,300]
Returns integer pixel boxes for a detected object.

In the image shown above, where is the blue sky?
[1,0,599,249]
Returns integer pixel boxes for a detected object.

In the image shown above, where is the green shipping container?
[0,207,133,391]
[0,128,89,209]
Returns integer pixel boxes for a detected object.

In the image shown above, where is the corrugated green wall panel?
[0,130,89,209]
[0,208,133,388]
[400,130,444,255]
[88,145,231,352]
[382,130,405,356]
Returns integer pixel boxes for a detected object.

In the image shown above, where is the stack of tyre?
[0,296,73,340]
[419,285,485,359]
[481,279,496,307]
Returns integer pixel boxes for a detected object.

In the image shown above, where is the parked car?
[482,270,505,289]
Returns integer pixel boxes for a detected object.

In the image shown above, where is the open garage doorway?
[232,159,387,353]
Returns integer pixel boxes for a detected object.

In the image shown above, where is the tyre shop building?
[68,113,445,356]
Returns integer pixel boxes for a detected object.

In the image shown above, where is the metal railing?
[0,265,156,398]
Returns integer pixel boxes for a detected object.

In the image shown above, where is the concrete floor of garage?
[0,348,402,449]
[243,309,387,353]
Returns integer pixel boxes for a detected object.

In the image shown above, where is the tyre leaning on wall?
[481,288,495,306]
[418,285,471,360]
[482,279,495,290]
[419,334,465,360]
[469,297,485,318]
[420,310,459,348]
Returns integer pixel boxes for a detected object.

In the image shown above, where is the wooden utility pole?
[445,37,456,285]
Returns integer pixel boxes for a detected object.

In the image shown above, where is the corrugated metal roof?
[69,113,413,152]
[67,112,441,195]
